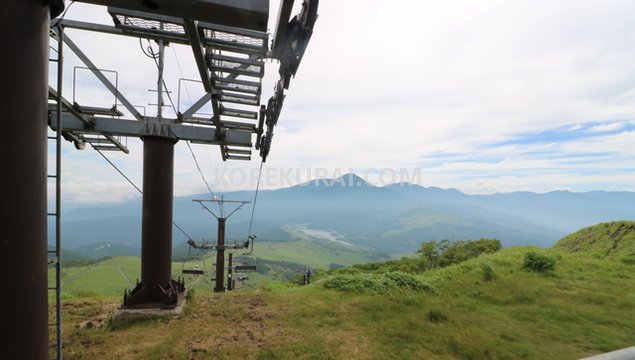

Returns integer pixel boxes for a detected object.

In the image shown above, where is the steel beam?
[76,0,270,32]
[62,35,144,121]
[48,87,95,127]
[60,19,127,37]
[0,1,50,358]
[49,112,253,147]
[272,0,295,59]
[182,93,212,118]
[184,19,213,93]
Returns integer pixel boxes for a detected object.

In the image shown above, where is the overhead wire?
[247,160,264,238]
[171,46,193,107]
[51,0,76,27]
[135,31,264,247]
[143,39,178,115]
[186,141,217,200]
[166,42,220,205]
[94,148,194,241]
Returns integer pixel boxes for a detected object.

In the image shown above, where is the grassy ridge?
[55,246,635,359]
[254,239,386,268]
[53,222,635,358]
[49,238,384,299]
[555,220,635,259]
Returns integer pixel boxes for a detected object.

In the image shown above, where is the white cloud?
[588,122,626,132]
[49,1,635,204]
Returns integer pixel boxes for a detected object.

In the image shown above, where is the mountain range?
[54,173,635,256]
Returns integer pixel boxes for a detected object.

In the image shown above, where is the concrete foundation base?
[111,296,187,328]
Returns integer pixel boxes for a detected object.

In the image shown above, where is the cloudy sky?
[51,0,635,205]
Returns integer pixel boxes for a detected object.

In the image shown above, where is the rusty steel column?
[214,218,226,292]
[123,136,184,308]
[227,252,233,291]
[0,1,58,359]
[141,136,174,289]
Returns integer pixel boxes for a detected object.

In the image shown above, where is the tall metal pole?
[140,136,176,293]
[54,24,64,360]
[157,24,164,120]
[214,218,226,292]
[123,29,184,308]
[0,1,52,358]
[227,252,233,291]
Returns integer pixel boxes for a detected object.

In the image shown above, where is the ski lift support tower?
[1,0,318,359]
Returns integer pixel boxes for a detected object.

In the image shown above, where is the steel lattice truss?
[49,0,318,162]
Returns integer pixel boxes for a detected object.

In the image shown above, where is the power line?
[51,0,76,27]
[171,46,193,106]
[139,38,178,115]
[186,141,217,200]
[247,160,264,237]
[95,148,142,194]
[139,38,218,206]
[94,147,193,241]
[145,39,178,115]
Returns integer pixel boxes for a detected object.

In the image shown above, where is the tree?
[417,240,441,269]
[417,238,502,269]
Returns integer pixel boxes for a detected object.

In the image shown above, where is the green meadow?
[51,222,635,359]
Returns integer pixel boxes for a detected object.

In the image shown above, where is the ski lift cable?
[246,160,264,243]
[186,141,218,202]
[94,148,194,241]
[51,0,76,28]
[144,39,178,116]
[171,46,193,105]
[142,41,219,209]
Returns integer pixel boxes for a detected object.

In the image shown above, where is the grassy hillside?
[554,221,635,259]
[53,245,635,359]
[50,237,386,299]
[254,239,387,269]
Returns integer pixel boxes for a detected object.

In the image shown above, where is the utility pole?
[227,253,234,291]
[2,2,64,359]
[215,217,226,292]
[124,31,184,309]
[193,197,250,292]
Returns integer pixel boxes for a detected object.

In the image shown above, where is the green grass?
[54,245,635,359]
[555,221,635,259]
[254,239,384,269]
[49,256,219,300]
[49,237,382,300]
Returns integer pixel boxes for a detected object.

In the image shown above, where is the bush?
[620,253,635,265]
[383,272,435,291]
[523,252,556,273]
[427,309,449,323]
[322,272,434,294]
[417,238,503,269]
[186,288,196,299]
[481,264,496,281]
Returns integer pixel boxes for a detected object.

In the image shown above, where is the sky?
[49,0,635,205]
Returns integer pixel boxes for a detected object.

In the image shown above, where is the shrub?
[481,264,496,281]
[322,272,434,294]
[620,255,635,265]
[523,252,556,273]
[417,238,503,269]
[186,288,196,299]
[383,272,435,291]
[427,309,449,323]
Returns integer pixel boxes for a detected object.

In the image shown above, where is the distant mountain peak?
[295,173,371,188]
[335,173,370,187]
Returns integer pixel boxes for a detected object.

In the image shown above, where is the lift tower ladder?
[47,27,64,360]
